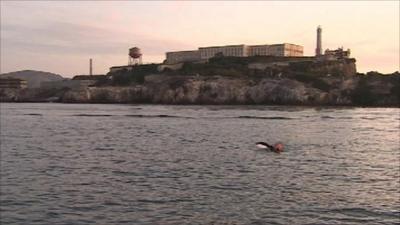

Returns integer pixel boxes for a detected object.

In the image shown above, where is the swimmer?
[256,142,284,153]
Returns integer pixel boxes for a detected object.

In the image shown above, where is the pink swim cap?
[274,143,284,152]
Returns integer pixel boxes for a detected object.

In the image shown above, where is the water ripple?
[1,103,399,225]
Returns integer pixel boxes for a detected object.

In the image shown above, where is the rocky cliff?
[1,74,398,106]
[1,58,398,106]
[57,74,397,106]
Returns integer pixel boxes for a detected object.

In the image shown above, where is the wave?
[360,116,384,120]
[321,116,354,119]
[137,198,194,204]
[237,116,293,120]
[125,114,191,118]
[210,185,244,191]
[321,116,335,119]
[326,207,399,220]
[321,116,386,120]
[94,147,114,151]
[73,114,113,117]
[72,114,190,118]
[23,113,43,116]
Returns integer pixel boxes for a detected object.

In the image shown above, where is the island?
[0,55,398,107]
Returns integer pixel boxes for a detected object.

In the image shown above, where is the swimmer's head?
[274,143,284,152]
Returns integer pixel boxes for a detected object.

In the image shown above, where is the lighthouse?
[316,25,322,56]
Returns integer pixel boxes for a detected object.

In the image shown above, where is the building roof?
[109,65,136,69]
[72,75,107,80]
[166,50,199,54]
[248,44,270,47]
[199,44,246,49]
[266,43,303,47]
[165,43,304,54]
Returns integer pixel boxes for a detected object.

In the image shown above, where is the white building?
[248,44,303,57]
[165,50,200,64]
[199,44,249,59]
[165,43,303,64]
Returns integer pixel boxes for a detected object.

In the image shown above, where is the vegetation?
[356,71,399,77]
[350,71,399,106]
[288,61,313,73]
[35,87,70,99]
[93,76,112,86]
[350,78,376,105]
[179,57,250,77]
[389,72,400,97]
[110,64,159,86]
[311,78,331,92]
[291,72,331,91]
[103,56,398,106]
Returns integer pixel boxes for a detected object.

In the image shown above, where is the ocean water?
[0,103,399,225]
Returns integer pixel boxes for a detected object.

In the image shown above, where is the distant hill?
[0,70,64,88]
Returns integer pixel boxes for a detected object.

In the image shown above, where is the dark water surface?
[1,103,399,225]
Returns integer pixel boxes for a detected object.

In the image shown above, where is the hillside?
[2,73,398,106]
[59,73,399,106]
[0,59,398,106]
[0,70,64,88]
[107,56,357,87]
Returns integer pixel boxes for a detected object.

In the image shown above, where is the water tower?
[128,47,142,65]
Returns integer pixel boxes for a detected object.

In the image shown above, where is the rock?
[1,74,398,106]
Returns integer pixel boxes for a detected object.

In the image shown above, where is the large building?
[165,43,304,64]
[248,44,303,57]
[166,50,201,64]
[199,44,249,59]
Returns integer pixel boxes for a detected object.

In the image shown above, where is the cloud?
[1,21,192,56]
[1,1,398,74]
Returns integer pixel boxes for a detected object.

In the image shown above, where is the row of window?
[201,48,245,58]
[167,46,303,62]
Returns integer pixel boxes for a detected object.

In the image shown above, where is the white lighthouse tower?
[316,25,322,56]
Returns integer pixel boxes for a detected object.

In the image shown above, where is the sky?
[1,1,399,77]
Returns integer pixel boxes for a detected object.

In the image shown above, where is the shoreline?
[1,101,399,108]
[1,74,399,107]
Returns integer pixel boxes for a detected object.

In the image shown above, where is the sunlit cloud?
[1,1,398,77]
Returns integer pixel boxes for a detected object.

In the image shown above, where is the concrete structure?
[318,47,351,61]
[164,43,304,64]
[109,65,136,73]
[157,63,184,72]
[40,74,108,90]
[72,75,108,81]
[166,50,201,64]
[41,79,96,90]
[199,44,249,59]
[0,77,27,89]
[256,44,303,57]
[316,26,322,56]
